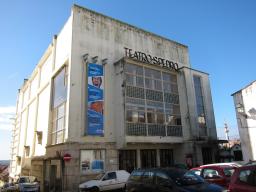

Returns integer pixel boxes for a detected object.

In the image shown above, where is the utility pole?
[224,122,229,141]
[224,122,231,161]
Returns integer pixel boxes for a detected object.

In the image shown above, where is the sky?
[0,0,256,160]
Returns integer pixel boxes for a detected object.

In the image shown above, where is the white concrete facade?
[232,81,256,162]
[10,5,218,191]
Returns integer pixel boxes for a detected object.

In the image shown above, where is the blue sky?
[0,0,255,160]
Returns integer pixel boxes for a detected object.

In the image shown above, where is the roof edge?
[72,4,188,49]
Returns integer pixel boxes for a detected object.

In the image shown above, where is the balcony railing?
[126,123,182,137]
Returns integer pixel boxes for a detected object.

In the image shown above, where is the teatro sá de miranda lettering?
[10,4,218,191]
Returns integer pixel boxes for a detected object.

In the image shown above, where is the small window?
[203,168,220,179]
[223,168,235,177]
[239,169,256,186]
[103,172,117,180]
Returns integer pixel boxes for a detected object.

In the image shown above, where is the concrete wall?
[233,81,256,161]
[69,5,190,144]
[10,14,73,177]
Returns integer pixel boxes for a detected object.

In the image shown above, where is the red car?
[189,164,237,188]
[228,164,256,192]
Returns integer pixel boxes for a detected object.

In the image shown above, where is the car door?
[202,168,226,187]
[100,171,118,191]
[232,169,256,192]
[140,170,155,192]
[155,171,175,192]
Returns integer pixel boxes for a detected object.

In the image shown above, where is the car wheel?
[90,187,99,192]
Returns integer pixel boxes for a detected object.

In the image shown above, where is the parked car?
[15,176,40,192]
[79,170,130,192]
[125,167,225,192]
[228,164,256,192]
[189,164,237,188]
[0,183,16,192]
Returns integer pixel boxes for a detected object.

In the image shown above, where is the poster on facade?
[87,63,104,136]
[80,150,105,174]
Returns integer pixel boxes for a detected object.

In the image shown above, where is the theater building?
[10,5,218,191]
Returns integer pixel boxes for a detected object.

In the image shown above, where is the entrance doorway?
[119,150,137,173]
[141,149,157,168]
[202,147,213,164]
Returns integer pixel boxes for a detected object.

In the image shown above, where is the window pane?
[173,105,180,114]
[58,104,65,118]
[53,68,67,107]
[124,63,135,74]
[56,131,64,144]
[135,66,143,76]
[138,111,145,123]
[126,110,132,122]
[163,82,171,92]
[136,76,144,87]
[57,118,64,131]
[154,80,162,90]
[126,74,134,86]
[145,68,153,78]
[147,112,155,124]
[171,84,178,93]
[145,78,153,89]
[163,73,171,81]
[170,74,177,83]
[157,113,164,124]
[153,70,161,79]
[132,111,138,123]
[166,115,174,125]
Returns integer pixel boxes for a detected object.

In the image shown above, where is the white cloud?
[0,106,16,131]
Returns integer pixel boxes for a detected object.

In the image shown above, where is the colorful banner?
[87,63,104,136]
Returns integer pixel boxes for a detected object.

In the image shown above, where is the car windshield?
[223,167,235,177]
[95,172,105,180]
[19,177,30,183]
[166,169,204,186]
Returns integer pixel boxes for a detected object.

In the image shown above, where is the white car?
[15,176,40,192]
[79,170,130,192]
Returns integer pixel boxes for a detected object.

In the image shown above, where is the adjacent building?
[10,5,218,191]
[232,80,256,162]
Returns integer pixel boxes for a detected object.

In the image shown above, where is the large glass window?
[193,76,207,136]
[80,149,105,174]
[51,67,68,145]
[124,63,182,137]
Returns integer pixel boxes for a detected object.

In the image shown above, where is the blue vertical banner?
[87,63,104,136]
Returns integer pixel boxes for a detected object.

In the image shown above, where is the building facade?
[10,5,218,191]
[232,81,256,162]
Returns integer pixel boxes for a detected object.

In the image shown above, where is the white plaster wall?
[18,110,27,157]
[30,73,39,98]
[55,17,72,70]
[26,100,36,157]
[68,5,190,143]
[241,82,256,160]
[17,92,23,114]
[34,85,51,156]
[23,86,30,108]
[40,55,52,87]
